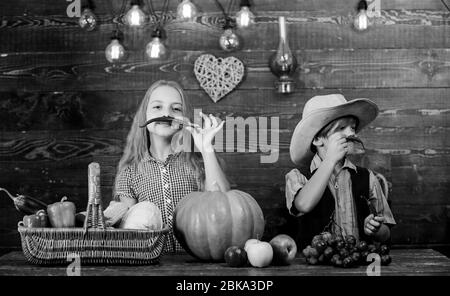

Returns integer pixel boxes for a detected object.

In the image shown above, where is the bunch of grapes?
[302,232,392,268]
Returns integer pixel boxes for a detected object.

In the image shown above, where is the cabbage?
[119,201,163,230]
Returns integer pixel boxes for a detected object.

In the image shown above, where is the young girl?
[113,80,230,253]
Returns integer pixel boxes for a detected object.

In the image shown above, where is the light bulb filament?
[177,0,198,20]
[130,13,140,25]
[79,8,97,31]
[182,5,192,18]
[126,5,146,27]
[357,11,368,30]
[146,37,168,59]
[150,43,161,58]
[236,6,255,28]
[111,46,120,60]
[105,39,125,63]
[281,53,289,63]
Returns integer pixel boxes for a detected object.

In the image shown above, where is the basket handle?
[83,162,106,231]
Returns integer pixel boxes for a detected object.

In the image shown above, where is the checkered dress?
[114,152,201,253]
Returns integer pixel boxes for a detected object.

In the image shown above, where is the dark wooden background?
[0,0,449,250]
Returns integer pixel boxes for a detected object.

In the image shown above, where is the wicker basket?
[17,162,170,265]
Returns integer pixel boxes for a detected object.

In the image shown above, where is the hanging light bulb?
[219,19,241,51]
[105,39,126,63]
[124,2,147,27]
[353,0,371,31]
[79,7,97,31]
[219,28,241,51]
[146,28,169,59]
[236,0,255,29]
[105,31,126,63]
[176,0,198,21]
[269,16,298,93]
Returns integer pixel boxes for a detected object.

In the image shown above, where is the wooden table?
[0,249,449,276]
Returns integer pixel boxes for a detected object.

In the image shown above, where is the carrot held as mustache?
[346,135,365,153]
[139,116,198,129]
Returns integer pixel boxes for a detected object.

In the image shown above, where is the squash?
[174,184,265,261]
[119,201,163,230]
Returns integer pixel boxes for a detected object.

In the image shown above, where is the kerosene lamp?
[269,16,298,94]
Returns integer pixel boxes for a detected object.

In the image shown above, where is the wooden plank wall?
[0,0,449,248]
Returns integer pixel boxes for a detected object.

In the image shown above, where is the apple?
[245,239,273,268]
[269,234,297,265]
[224,246,248,267]
[244,238,260,252]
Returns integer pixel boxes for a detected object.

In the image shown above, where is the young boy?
[286,94,395,248]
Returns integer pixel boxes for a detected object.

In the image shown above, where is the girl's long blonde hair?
[114,80,204,195]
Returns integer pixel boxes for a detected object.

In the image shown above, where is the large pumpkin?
[174,186,265,261]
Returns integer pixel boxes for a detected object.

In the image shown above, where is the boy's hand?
[324,133,348,164]
[364,214,385,236]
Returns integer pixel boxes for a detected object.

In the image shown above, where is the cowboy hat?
[289,94,379,173]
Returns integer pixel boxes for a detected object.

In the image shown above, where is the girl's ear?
[312,136,324,147]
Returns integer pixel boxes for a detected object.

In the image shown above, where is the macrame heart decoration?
[194,54,244,103]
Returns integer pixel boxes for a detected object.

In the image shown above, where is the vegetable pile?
[1,187,78,229]
[2,186,163,231]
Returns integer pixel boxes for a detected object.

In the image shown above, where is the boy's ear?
[312,136,324,147]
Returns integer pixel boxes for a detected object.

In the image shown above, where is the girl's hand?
[364,214,385,236]
[185,112,224,154]
[324,133,348,164]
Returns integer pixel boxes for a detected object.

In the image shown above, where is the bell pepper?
[47,196,76,228]
[23,209,48,228]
